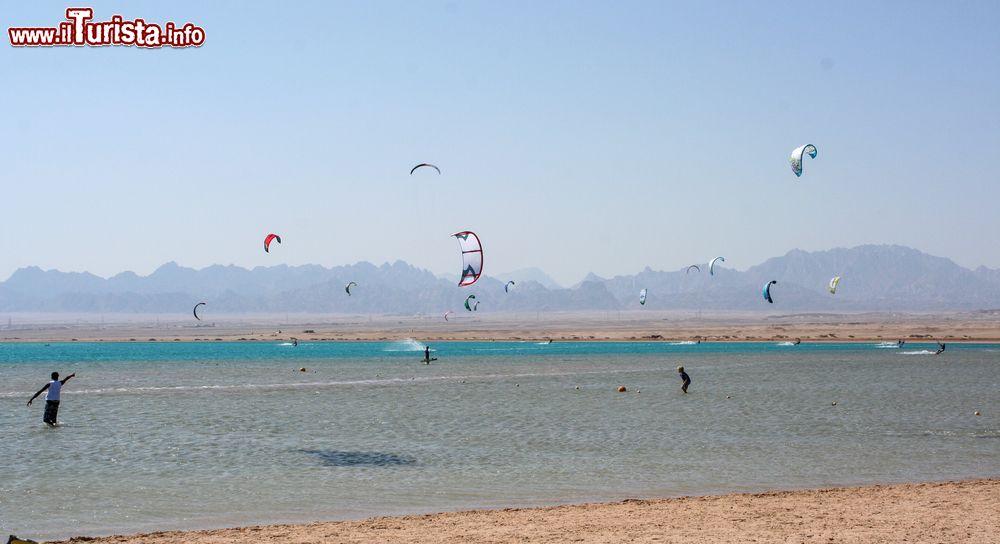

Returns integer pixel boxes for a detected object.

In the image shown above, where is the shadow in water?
[301,449,417,467]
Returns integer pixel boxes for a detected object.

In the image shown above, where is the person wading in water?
[27,371,76,426]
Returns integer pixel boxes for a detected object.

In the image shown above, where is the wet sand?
[3,310,1000,343]
[52,479,999,543]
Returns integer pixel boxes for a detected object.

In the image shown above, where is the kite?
[453,231,483,286]
[763,280,778,303]
[410,163,441,175]
[789,144,818,177]
[192,302,206,320]
[264,233,281,253]
[709,257,725,276]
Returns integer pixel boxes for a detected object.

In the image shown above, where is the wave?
[874,342,901,348]
[900,350,935,355]
[776,341,796,346]
[0,368,652,399]
[383,338,428,352]
[669,341,698,346]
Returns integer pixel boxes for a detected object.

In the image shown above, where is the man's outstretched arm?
[27,383,50,406]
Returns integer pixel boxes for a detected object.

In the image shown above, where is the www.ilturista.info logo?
[9,7,205,48]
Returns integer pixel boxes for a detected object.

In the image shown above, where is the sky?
[2,1,998,286]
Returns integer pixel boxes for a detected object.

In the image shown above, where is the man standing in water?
[27,372,76,426]
[677,366,691,393]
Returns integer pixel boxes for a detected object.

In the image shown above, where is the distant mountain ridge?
[492,267,563,290]
[2,245,998,313]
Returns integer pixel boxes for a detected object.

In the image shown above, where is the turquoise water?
[2,341,998,540]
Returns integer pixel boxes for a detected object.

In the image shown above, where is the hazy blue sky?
[2,1,998,285]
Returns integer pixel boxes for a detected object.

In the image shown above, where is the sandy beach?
[3,311,1000,343]
[47,479,999,544]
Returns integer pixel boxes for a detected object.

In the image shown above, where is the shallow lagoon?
[2,341,997,540]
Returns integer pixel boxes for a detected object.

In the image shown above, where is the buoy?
[617,385,627,393]
[575,386,580,390]
[975,411,981,416]
[299,367,306,372]
[831,401,837,406]
[726,395,731,399]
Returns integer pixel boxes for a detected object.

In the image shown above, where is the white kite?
[789,144,818,177]
[453,231,483,287]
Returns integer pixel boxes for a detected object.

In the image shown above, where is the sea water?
[1,341,997,540]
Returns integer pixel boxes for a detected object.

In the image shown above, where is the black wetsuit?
[679,371,691,393]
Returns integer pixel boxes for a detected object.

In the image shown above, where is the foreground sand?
[55,480,999,543]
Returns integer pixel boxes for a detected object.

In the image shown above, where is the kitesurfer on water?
[27,372,76,426]
[424,346,432,364]
[935,342,946,355]
[677,366,691,394]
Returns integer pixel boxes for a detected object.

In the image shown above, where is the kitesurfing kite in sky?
[464,295,476,311]
[192,302,206,321]
[829,276,841,294]
[709,257,725,276]
[789,144,817,177]
[410,163,441,175]
[264,233,281,253]
[444,310,454,321]
[763,280,778,303]
[345,281,357,296]
[686,265,701,274]
[453,231,483,287]
[639,288,648,306]
[505,280,515,293]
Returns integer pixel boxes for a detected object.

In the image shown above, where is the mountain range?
[2,245,998,314]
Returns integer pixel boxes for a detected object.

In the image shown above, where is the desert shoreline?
[46,479,999,544]
[2,311,1000,343]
